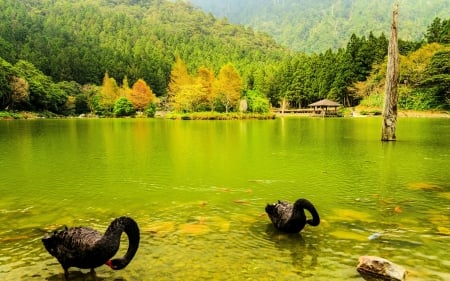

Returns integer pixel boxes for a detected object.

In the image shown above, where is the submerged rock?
[330,208,373,222]
[357,256,406,281]
[368,232,383,240]
[407,182,442,191]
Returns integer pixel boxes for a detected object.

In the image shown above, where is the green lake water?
[0,117,449,280]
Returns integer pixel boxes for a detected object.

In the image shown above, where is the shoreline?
[396,110,449,118]
[275,110,449,118]
[1,109,449,120]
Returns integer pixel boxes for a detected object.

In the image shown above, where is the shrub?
[144,103,156,117]
[113,97,135,117]
[359,93,383,107]
[246,90,270,113]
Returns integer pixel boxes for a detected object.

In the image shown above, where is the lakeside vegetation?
[0,0,449,120]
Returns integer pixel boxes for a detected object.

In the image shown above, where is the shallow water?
[0,117,449,280]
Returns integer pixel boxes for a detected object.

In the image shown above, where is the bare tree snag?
[381,3,399,141]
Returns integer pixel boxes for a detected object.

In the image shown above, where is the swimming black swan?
[42,216,140,279]
[265,198,320,233]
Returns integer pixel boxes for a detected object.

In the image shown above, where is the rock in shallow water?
[357,256,406,281]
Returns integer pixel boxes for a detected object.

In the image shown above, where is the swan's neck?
[105,217,140,270]
[294,199,320,226]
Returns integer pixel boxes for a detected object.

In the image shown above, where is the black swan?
[42,216,140,278]
[265,198,320,233]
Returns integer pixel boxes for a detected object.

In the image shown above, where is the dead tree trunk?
[281,97,287,114]
[381,4,399,141]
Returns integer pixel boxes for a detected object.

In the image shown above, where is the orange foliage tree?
[127,79,156,112]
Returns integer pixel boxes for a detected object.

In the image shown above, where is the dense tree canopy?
[0,0,286,96]
[191,0,450,53]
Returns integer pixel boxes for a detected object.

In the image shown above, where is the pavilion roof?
[308,99,341,107]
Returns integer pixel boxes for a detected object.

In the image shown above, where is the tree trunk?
[281,97,287,114]
[381,3,399,141]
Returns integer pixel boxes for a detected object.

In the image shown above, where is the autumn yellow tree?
[399,43,445,85]
[119,76,132,98]
[167,56,192,110]
[174,84,204,112]
[128,79,156,112]
[215,63,242,112]
[99,72,120,113]
[197,67,216,111]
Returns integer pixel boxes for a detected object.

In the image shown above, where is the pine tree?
[425,17,443,43]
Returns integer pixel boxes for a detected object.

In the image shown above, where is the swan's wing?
[49,227,103,261]
[59,227,102,250]
[266,201,293,229]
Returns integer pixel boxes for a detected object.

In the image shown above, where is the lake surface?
[0,117,449,280]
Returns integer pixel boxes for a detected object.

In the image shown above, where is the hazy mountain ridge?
[188,0,450,52]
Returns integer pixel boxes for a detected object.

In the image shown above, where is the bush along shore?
[0,110,277,120]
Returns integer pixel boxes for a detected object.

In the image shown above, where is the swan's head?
[105,259,116,269]
[266,200,283,208]
[265,203,276,214]
[106,258,129,270]
[42,227,68,256]
[42,233,57,256]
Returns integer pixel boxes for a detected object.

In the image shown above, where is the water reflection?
[264,225,319,278]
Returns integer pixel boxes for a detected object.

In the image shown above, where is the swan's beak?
[105,260,113,268]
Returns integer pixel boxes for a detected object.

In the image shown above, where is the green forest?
[190,0,450,53]
[0,0,449,118]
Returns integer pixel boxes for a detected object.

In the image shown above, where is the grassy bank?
[164,111,276,120]
[354,106,449,118]
[0,110,277,120]
[2,109,447,120]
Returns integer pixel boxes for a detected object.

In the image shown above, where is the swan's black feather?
[42,216,140,278]
[265,198,320,233]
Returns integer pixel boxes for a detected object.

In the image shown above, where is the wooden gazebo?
[308,99,342,117]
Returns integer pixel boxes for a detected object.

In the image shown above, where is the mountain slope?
[189,0,450,52]
[0,0,287,92]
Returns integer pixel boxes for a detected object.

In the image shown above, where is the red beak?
[105,260,112,268]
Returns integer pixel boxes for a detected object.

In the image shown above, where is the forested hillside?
[0,0,448,118]
[189,0,450,53]
[0,0,286,92]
